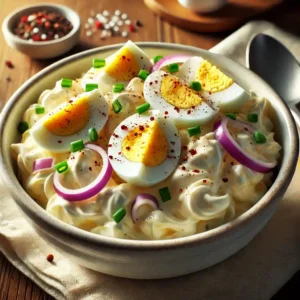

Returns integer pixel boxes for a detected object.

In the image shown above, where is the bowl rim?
[1,2,81,46]
[0,42,298,250]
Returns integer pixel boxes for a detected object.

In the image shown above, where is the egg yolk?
[160,75,203,109]
[196,60,233,92]
[105,47,140,81]
[122,121,168,167]
[44,96,90,136]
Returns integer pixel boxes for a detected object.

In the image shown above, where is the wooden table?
[1,0,300,299]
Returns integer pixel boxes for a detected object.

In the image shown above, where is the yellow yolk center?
[196,60,233,92]
[44,96,90,136]
[122,121,168,167]
[105,47,140,81]
[160,75,203,109]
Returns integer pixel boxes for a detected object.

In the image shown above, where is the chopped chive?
[154,55,163,63]
[248,113,258,123]
[168,63,179,73]
[70,139,84,152]
[136,103,150,114]
[226,113,236,120]
[138,69,149,81]
[187,125,201,137]
[61,78,73,88]
[17,121,29,134]
[85,83,98,92]
[55,160,68,174]
[93,58,106,68]
[88,128,98,142]
[253,130,267,144]
[113,83,125,93]
[35,106,45,114]
[112,99,122,113]
[190,81,202,91]
[159,187,171,202]
[113,207,126,223]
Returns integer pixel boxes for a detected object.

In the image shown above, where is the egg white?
[81,41,153,95]
[108,110,181,187]
[30,89,108,153]
[143,70,217,128]
[177,56,250,112]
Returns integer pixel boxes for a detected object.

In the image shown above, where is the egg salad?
[11,41,281,240]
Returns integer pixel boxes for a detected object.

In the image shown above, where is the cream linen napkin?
[1,21,300,300]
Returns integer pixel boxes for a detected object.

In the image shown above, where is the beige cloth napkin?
[1,21,300,300]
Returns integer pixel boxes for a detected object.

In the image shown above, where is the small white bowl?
[178,0,227,13]
[2,3,81,59]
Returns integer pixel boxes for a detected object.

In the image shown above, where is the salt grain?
[121,31,128,37]
[113,26,119,32]
[121,13,128,20]
[112,16,119,22]
[125,20,131,25]
[32,27,39,33]
[54,34,59,39]
[85,23,90,29]
[117,20,123,26]
[41,34,47,40]
[115,10,121,16]
[109,21,115,27]
[86,31,92,36]
[88,18,94,24]
[103,10,109,17]
[104,24,110,30]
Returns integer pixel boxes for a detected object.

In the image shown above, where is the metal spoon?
[247,33,300,128]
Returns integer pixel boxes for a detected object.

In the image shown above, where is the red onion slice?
[151,54,192,72]
[53,143,112,201]
[214,118,277,173]
[131,193,159,223]
[33,157,54,172]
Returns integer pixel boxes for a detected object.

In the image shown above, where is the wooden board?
[144,0,283,32]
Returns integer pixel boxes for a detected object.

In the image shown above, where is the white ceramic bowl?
[0,43,298,279]
[2,3,81,59]
[178,0,227,13]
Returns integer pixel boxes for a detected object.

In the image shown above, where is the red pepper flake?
[203,179,207,183]
[95,20,102,29]
[222,178,228,183]
[193,169,200,173]
[6,76,12,82]
[126,146,131,150]
[179,188,183,194]
[189,149,197,156]
[164,111,168,115]
[118,152,121,155]
[121,125,128,130]
[155,80,158,84]
[109,155,113,159]
[187,110,191,115]
[108,144,112,147]
[113,134,119,138]
[231,162,234,166]
[149,82,153,85]
[68,100,73,103]
[89,167,92,171]
[129,24,135,32]
[21,15,28,23]
[182,145,188,150]
[174,106,180,113]
[181,166,186,170]
[244,127,248,131]
[209,91,212,95]
[150,116,155,121]
[32,34,40,41]
[192,106,195,109]
[5,60,14,68]
[183,155,188,162]
[139,125,144,131]
[57,140,62,143]
[47,254,54,262]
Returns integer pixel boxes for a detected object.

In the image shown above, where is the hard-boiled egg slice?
[108,110,181,187]
[30,89,108,152]
[81,41,152,95]
[177,56,250,112]
[143,71,217,128]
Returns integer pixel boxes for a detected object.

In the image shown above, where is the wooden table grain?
[1,1,300,299]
